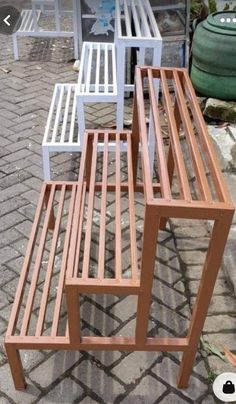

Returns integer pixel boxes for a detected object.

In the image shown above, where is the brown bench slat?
[160,69,192,201]
[173,70,212,202]
[36,185,66,337]
[147,68,171,200]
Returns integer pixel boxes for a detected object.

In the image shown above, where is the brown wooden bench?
[5,67,234,390]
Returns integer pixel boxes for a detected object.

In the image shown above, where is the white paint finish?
[42,84,81,180]
[115,0,162,41]
[12,0,79,60]
[115,0,162,129]
[77,42,118,97]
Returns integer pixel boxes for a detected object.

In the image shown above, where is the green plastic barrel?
[191,11,236,100]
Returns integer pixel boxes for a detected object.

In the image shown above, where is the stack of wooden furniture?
[5,67,234,390]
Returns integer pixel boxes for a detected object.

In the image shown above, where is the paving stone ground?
[0,3,236,404]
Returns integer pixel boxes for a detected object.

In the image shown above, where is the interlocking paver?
[111,352,159,385]
[121,375,167,404]
[0,364,41,404]
[29,351,81,388]
[152,357,208,401]
[38,377,84,403]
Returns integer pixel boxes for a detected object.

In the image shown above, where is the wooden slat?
[115,0,123,38]
[95,44,101,93]
[143,0,161,38]
[147,69,171,200]
[182,70,231,203]
[21,184,56,336]
[137,0,152,37]
[82,133,98,279]
[85,43,93,93]
[43,85,59,143]
[160,69,192,201]
[115,132,122,280]
[24,10,32,31]
[66,133,89,280]
[52,85,64,143]
[97,132,109,279]
[6,335,189,351]
[104,44,108,94]
[92,182,161,193]
[123,0,132,37]
[173,71,212,201]
[69,90,77,143]
[135,68,154,201]
[111,45,117,94]
[72,183,86,278]
[20,10,28,31]
[61,85,72,143]
[127,134,138,280]
[51,184,77,337]
[6,184,47,337]
[131,2,142,37]
[35,185,66,337]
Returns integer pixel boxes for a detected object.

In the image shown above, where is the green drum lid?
[203,11,236,35]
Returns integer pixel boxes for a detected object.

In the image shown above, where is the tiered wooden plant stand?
[5,67,234,390]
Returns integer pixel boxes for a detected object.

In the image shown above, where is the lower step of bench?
[6,142,141,341]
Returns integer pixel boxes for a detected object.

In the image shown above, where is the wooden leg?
[116,45,125,130]
[131,90,140,186]
[13,34,19,61]
[135,208,160,345]
[178,215,233,388]
[65,286,81,344]
[5,344,26,390]
[160,145,174,230]
[42,146,51,181]
[160,101,180,230]
[44,188,55,230]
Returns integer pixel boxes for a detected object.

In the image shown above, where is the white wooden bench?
[76,41,120,133]
[13,0,78,60]
[42,83,80,180]
[42,46,120,181]
[115,0,162,166]
[115,0,162,129]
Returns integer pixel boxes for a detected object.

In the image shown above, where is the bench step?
[43,84,79,147]
[66,130,139,287]
[7,131,140,341]
[77,42,117,97]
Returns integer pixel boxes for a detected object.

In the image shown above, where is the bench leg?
[13,34,19,61]
[116,44,125,130]
[42,146,51,181]
[135,209,160,344]
[73,0,82,59]
[131,90,140,185]
[160,101,180,230]
[160,145,174,230]
[178,215,232,387]
[55,0,61,32]
[138,47,146,65]
[76,97,85,146]
[5,344,26,390]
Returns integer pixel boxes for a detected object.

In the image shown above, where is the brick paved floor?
[1,3,236,404]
